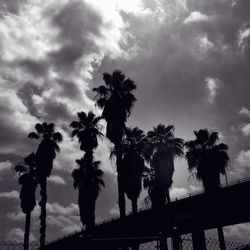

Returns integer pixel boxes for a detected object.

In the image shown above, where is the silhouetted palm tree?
[185,129,229,250]
[93,70,136,217]
[185,129,229,192]
[72,158,104,232]
[70,111,103,161]
[15,153,37,250]
[119,127,146,214]
[70,111,103,231]
[145,124,184,209]
[28,122,62,248]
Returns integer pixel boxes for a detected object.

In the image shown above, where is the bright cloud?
[48,175,66,185]
[0,190,19,199]
[0,160,13,179]
[239,107,250,117]
[235,150,250,168]
[170,187,188,198]
[5,227,36,242]
[205,77,221,104]
[238,27,250,53]
[241,124,250,136]
[184,11,210,24]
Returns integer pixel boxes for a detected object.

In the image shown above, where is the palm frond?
[70,121,82,129]
[35,123,44,134]
[103,73,112,86]
[123,78,136,92]
[53,132,63,143]
[28,132,39,140]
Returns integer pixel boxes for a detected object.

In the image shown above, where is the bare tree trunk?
[39,178,47,248]
[24,212,31,250]
[116,143,126,218]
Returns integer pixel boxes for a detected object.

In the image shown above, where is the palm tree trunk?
[39,178,47,248]
[217,226,226,250]
[116,143,126,218]
[132,198,137,214]
[24,212,31,250]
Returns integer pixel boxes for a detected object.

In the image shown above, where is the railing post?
[159,232,168,250]
[172,227,181,250]
[192,228,207,250]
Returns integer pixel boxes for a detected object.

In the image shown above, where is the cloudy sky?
[1,0,250,244]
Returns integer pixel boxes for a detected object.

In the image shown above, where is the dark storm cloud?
[49,0,103,72]
[57,79,82,100]
[0,0,27,14]
[43,100,72,122]
[16,59,49,77]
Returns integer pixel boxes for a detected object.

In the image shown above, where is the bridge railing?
[45,176,250,245]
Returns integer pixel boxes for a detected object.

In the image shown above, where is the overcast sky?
[1,0,250,244]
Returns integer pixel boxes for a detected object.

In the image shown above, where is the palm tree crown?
[185,129,229,192]
[147,124,184,188]
[144,124,184,207]
[15,153,37,214]
[93,70,136,143]
[70,111,103,152]
[15,153,37,250]
[28,122,62,178]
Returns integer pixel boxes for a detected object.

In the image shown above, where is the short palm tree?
[120,127,146,214]
[15,153,37,250]
[93,70,136,217]
[145,124,184,209]
[28,122,62,248]
[70,111,104,231]
[185,129,229,250]
[72,158,104,232]
[185,129,229,192]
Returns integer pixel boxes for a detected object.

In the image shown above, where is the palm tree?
[93,70,136,217]
[28,122,62,248]
[15,153,37,250]
[185,129,229,192]
[145,124,184,209]
[120,127,146,214]
[185,129,229,250]
[72,158,104,232]
[70,111,103,231]
[70,111,103,160]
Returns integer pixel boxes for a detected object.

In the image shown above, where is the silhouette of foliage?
[185,129,229,250]
[118,127,147,214]
[70,111,103,152]
[93,70,137,217]
[72,157,104,232]
[70,111,104,232]
[28,122,62,248]
[185,129,229,192]
[15,153,37,250]
[144,124,184,208]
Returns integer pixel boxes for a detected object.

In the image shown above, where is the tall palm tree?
[72,158,104,232]
[120,127,146,214]
[185,129,229,250]
[145,124,184,209]
[70,111,103,231]
[15,153,37,250]
[28,122,62,248]
[93,70,136,217]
